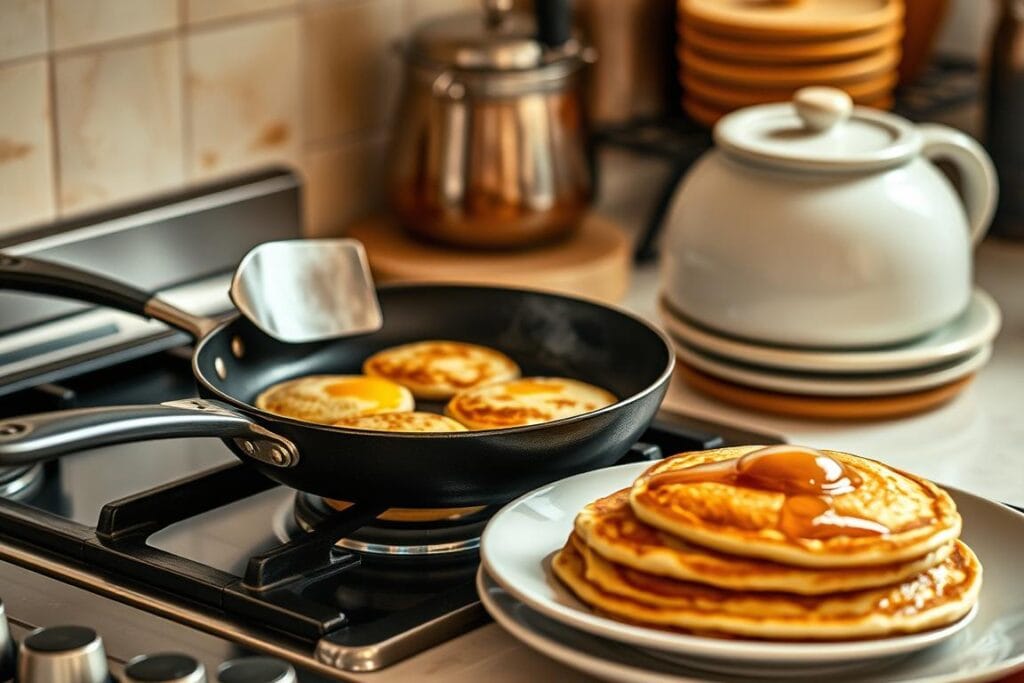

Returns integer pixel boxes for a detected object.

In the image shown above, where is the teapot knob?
[484,0,513,26]
[794,87,852,132]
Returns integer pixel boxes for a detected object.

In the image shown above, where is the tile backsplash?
[0,0,477,238]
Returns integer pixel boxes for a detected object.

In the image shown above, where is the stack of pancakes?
[554,445,982,640]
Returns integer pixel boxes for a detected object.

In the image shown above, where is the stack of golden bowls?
[678,0,904,126]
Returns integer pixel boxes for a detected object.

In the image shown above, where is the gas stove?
[0,171,779,681]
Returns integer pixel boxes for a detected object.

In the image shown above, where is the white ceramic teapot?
[662,87,998,348]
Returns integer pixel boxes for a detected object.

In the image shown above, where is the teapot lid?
[714,87,922,172]
[408,0,580,71]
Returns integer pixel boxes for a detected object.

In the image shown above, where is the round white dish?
[479,564,1018,682]
[480,463,1019,678]
[657,289,1001,375]
[671,340,991,397]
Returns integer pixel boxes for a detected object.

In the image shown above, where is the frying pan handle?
[0,399,299,468]
[0,253,219,339]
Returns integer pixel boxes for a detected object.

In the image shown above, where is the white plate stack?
[657,289,1001,419]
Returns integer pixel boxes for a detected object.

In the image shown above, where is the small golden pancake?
[255,375,414,424]
[333,411,467,432]
[363,340,521,400]
[553,535,981,641]
[445,377,616,430]
[576,489,955,595]
[630,446,962,569]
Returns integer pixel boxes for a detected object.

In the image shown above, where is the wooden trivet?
[347,214,632,304]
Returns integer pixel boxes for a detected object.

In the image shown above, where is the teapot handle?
[918,123,998,246]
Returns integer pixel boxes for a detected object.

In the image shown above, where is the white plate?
[671,340,991,397]
[480,569,1020,683]
[480,463,1024,679]
[658,289,1002,375]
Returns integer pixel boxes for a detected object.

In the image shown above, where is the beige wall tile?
[304,136,388,237]
[51,0,178,50]
[186,15,301,181]
[0,59,55,233]
[406,0,478,24]
[305,0,404,144]
[186,0,297,24]
[55,37,183,214]
[0,0,48,61]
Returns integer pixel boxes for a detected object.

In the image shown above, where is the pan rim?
[192,282,676,438]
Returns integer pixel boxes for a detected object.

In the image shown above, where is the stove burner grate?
[289,493,496,559]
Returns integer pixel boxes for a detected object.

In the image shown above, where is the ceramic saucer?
[670,341,991,398]
[657,289,1001,375]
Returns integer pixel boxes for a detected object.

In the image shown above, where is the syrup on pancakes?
[646,445,891,539]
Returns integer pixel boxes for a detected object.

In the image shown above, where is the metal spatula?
[230,239,382,343]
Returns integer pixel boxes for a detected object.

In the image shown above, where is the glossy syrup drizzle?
[646,445,891,540]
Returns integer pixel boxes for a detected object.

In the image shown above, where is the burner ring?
[291,493,493,559]
[0,464,44,501]
[333,536,480,557]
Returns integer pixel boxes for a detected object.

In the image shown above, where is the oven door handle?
[0,399,299,468]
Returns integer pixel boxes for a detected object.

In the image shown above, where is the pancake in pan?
[446,377,616,430]
[333,411,467,432]
[364,340,521,400]
[255,375,414,424]
[576,489,955,595]
[553,535,981,641]
[630,446,961,568]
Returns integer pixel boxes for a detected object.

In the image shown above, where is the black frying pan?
[0,254,673,506]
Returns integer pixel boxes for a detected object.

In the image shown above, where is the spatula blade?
[230,239,382,344]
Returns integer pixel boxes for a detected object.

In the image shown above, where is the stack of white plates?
[657,288,1001,400]
[478,464,1024,682]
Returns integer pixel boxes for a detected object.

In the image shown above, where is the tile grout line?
[178,0,192,186]
[0,51,53,70]
[43,0,62,218]
[48,27,178,61]
[25,5,299,64]
[298,1,311,231]
[297,2,310,187]
[169,4,300,37]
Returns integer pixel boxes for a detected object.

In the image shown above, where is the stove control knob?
[0,600,15,680]
[217,656,296,683]
[124,653,206,682]
[18,625,109,683]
